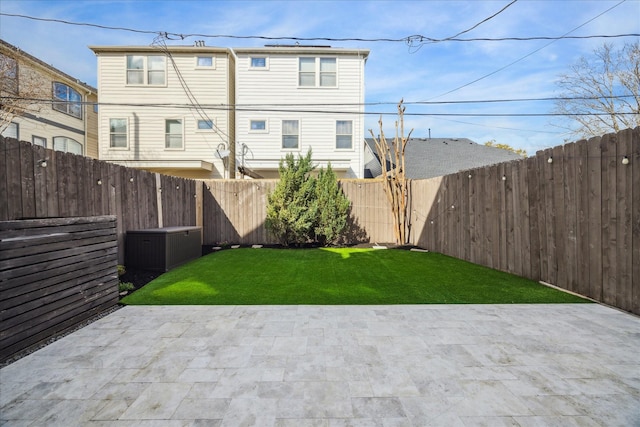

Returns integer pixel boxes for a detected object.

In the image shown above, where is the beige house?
[89,44,235,179]
[233,45,369,179]
[0,39,98,158]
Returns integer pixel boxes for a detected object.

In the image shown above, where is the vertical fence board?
[616,129,633,311]
[20,141,36,218]
[6,139,22,220]
[575,139,590,298]
[45,149,59,217]
[32,144,48,218]
[564,143,578,293]
[552,145,566,288]
[601,133,617,306]
[527,156,541,281]
[632,128,640,314]
[587,136,603,300]
[504,162,514,273]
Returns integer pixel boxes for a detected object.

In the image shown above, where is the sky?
[1,0,639,156]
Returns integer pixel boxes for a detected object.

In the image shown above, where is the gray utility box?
[126,226,202,272]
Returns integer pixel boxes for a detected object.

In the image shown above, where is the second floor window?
[282,120,299,149]
[197,119,213,130]
[53,82,82,119]
[1,53,18,94]
[165,119,183,149]
[250,119,267,132]
[127,55,166,85]
[196,56,214,67]
[109,118,128,148]
[299,57,336,87]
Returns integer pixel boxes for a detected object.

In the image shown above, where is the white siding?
[235,50,367,178]
[95,50,232,176]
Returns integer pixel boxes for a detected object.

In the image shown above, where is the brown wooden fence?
[2,129,638,314]
[0,216,118,362]
[412,127,639,314]
[1,137,197,263]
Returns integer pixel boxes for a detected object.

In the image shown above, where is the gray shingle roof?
[364,137,523,179]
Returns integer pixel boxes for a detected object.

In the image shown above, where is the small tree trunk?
[369,100,413,245]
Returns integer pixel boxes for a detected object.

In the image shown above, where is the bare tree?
[554,41,640,139]
[0,49,49,133]
[369,100,413,245]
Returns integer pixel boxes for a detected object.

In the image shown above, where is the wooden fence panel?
[0,216,118,363]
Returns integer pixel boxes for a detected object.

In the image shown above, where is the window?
[53,136,82,155]
[197,119,213,130]
[250,57,267,68]
[109,118,128,148]
[33,136,47,148]
[282,120,299,149]
[1,122,18,139]
[165,119,183,149]
[127,55,166,85]
[336,120,353,149]
[52,82,82,119]
[299,58,316,86]
[320,58,337,86]
[299,57,336,87]
[0,53,18,94]
[250,119,267,132]
[196,56,214,67]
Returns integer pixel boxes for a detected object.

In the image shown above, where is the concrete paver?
[1,304,639,426]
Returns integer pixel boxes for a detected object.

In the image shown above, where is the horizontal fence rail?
[0,216,119,362]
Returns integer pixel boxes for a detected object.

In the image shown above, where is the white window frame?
[109,118,129,149]
[126,55,166,86]
[282,119,300,150]
[195,56,215,68]
[32,135,47,148]
[336,120,353,150]
[249,56,268,70]
[165,118,184,150]
[53,136,83,155]
[196,118,215,132]
[249,119,268,133]
[298,57,337,88]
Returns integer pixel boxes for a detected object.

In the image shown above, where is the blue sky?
[1,0,639,155]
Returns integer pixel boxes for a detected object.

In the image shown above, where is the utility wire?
[439,0,518,41]
[3,96,637,117]
[1,12,637,44]
[423,0,629,101]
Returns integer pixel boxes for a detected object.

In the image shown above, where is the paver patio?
[1,304,639,426]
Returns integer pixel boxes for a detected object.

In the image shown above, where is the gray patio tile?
[120,382,192,420]
[219,397,277,427]
[513,415,602,427]
[1,304,639,425]
[454,380,533,417]
[351,397,407,418]
[457,416,520,426]
[276,419,329,427]
[171,398,231,420]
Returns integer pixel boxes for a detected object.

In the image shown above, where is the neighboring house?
[89,44,235,179]
[0,39,98,158]
[364,137,524,179]
[233,45,369,179]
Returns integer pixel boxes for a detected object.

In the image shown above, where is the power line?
[439,0,518,41]
[0,12,637,45]
[424,0,629,101]
[3,96,638,117]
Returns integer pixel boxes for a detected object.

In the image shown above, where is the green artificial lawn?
[121,247,590,305]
